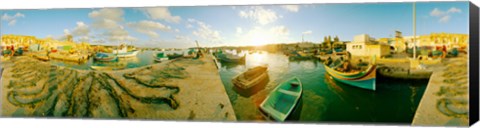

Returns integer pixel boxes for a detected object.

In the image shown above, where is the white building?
[346,34,391,57]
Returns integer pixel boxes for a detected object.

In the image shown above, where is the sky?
[0,1,470,48]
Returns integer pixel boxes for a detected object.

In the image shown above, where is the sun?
[246,30,275,46]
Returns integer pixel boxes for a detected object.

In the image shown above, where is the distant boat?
[33,53,49,61]
[377,66,432,79]
[116,50,139,58]
[232,66,269,90]
[288,51,313,60]
[94,53,118,62]
[259,77,303,122]
[215,52,246,63]
[167,52,184,59]
[90,62,127,70]
[112,43,139,58]
[323,61,377,91]
[90,65,125,70]
[153,52,169,62]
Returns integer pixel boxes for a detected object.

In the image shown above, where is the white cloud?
[127,20,172,38]
[1,12,25,26]
[103,27,137,42]
[239,6,279,25]
[191,20,223,43]
[175,29,180,33]
[302,30,312,35]
[175,35,190,41]
[186,24,193,28]
[447,7,462,13]
[91,19,120,30]
[89,8,124,29]
[88,8,124,22]
[71,22,90,37]
[270,26,289,36]
[142,7,181,23]
[231,25,292,46]
[236,27,243,34]
[87,8,137,43]
[439,15,451,23]
[429,7,462,23]
[430,8,445,17]
[281,5,300,12]
[64,29,71,35]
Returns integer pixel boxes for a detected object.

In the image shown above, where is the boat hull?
[324,64,376,91]
[154,57,169,62]
[377,66,432,79]
[116,51,139,58]
[216,53,246,63]
[259,77,303,122]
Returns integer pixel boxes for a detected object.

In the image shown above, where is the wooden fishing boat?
[259,77,303,122]
[33,54,49,61]
[215,52,246,63]
[94,53,118,62]
[90,62,127,70]
[153,52,169,62]
[115,50,139,58]
[167,53,184,59]
[323,62,377,91]
[377,66,432,79]
[288,51,313,60]
[90,65,125,70]
[232,66,269,90]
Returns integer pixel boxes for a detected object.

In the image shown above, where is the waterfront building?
[406,33,468,51]
[346,34,391,57]
[1,34,39,51]
[1,34,91,53]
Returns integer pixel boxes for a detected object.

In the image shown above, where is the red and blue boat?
[323,61,377,91]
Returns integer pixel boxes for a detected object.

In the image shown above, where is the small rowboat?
[90,63,127,70]
[232,66,269,96]
[116,50,139,58]
[215,52,246,63]
[94,53,118,62]
[324,62,377,91]
[167,53,184,59]
[33,53,49,61]
[153,52,169,62]
[259,77,303,122]
[377,66,433,80]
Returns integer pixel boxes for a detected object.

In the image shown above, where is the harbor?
[0,2,472,126]
[0,32,469,124]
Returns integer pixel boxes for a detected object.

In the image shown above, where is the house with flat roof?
[346,34,391,57]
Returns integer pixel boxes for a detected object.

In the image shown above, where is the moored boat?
[215,52,246,63]
[288,51,313,60]
[94,53,118,62]
[153,52,169,62]
[259,77,303,122]
[115,50,139,58]
[90,65,125,70]
[377,66,433,79]
[167,53,184,59]
[33,53,49,61]
[232,66,269,92]
[90,62,127,70]
[323,60,377,91]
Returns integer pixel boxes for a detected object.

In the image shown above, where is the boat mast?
[413,2,417,59]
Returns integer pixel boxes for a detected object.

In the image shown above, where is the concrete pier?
[1,55,236,121]
[412,56,469,126]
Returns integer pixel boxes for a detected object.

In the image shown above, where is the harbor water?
[48,50,184,70]
[218,51,428,123]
